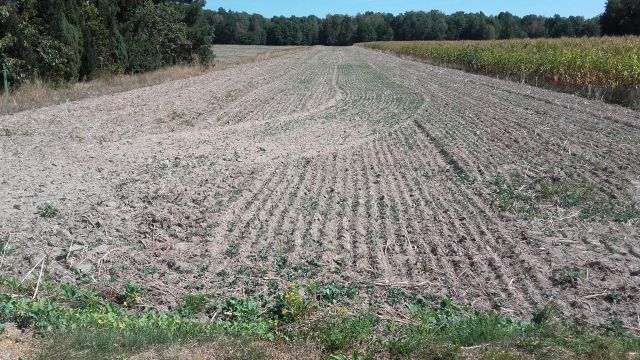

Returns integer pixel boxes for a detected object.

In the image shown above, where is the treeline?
[0,0,214,86]
[210,9,602,46]
[601,0,640,35]
[2,1,638,88]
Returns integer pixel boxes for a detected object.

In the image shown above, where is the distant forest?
[211,9,601,46]
[0,0,638,87]
[211,0,640,46]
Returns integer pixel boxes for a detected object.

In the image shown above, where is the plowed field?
[1,46,639,327]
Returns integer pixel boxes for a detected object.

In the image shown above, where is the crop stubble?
[1,46,639,326]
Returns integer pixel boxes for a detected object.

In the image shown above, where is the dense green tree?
[248,15,267,44]
[123,2,191,73]
[602,0,640,35]
[445,12,467,40]
[181,0,214,64]
[0,2,23,84]
[521,15,549,38]
[496,12,526,39]
[34,0,84,81]
[356,17,376,42]
[95,0,128,73]
[321,14,356,45]
[0,0,213,88]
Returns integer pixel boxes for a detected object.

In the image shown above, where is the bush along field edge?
[1,276,639,359]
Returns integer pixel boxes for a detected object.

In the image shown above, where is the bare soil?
[211,44,306,64]
[0,45,307,116]
[1,46,639,327]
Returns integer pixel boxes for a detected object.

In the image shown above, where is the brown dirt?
[0,324,36,359]
[1,46,639,327]
[128,340,321,360]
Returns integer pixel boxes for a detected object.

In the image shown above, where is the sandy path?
[1,46,639,326]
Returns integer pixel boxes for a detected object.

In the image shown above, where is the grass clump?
[37,203,59,218]
[550,267,584,287]
[487,174,537,218]
[487,170,640,224]
[179,293,209,317]
[388,298,529,357]
[315,312,379,353]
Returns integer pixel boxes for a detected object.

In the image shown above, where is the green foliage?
[487,175,537,218]
[37,203,59,218]
[185,1,215,65]
[482,170,640,223]
[179,293,208,317]
[123,2,191,73]
[602,0,640,35]
[223,241,240,258]
[316,281,359,304]
[387,298,530,358]
[416,299,529,346]
[531,303,557,325]
[210,8,601,47]
[213,297,260,322]
[270,282,312,324]
[0,0,213,88]
[455,170,474,187]
[551,267,584,287]
[0,279,639,359]
[316,312,379,352]
[328,352,374,360]
[121,283,142,307]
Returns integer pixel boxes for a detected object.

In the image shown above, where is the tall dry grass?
[0,47,307,115]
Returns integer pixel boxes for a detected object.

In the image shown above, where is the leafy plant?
[317,282,359,304]
[531,303,557,325]
[179,294,209,317]
[224,241,240,258]
[551,267,583,287]
[270,283,312,324]
[316,312,378,353]
[488,175,537,217]
[0,278,639,359]
[455,170,475,187]
[37,203,59,218]
[121,283,143,307]
[214,298,260,322]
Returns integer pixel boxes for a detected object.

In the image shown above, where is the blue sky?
[205,0,605,18]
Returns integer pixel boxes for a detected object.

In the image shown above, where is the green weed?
[37,203,59,218]
[551,267,583,287]
[270,283,312,324]
[316,312,378,353]
[1,278,639,359]
[488,175,537,218]
[179,294,209,317]
[224,241,240,258]
[455,170,475,187]
[120,283,143,307]
[213,297,260,322]
[316,281,359,304]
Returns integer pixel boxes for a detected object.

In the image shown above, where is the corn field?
[364,37,640,108]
